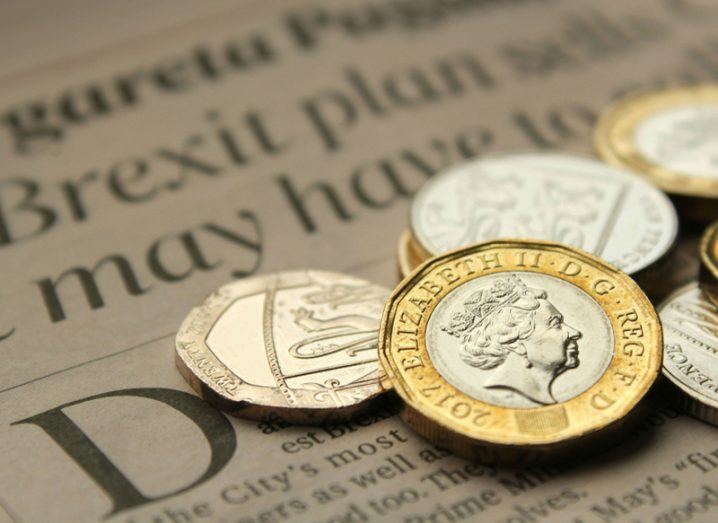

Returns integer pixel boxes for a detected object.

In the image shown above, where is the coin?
[659,283,718,426]
[397,230,424,279]
[409,153,678,281]
[176,271,390,423]
[642,219,703,305]
[379,240,662,462]
[699,221,718,307]
[594,84,718,220]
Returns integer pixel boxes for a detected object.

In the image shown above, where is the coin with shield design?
[176,271,390,423]
[408,153,677,280]
[659,283,718,426]
[379,240,662,461]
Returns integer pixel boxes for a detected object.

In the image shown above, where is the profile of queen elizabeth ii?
[442,274,582,406]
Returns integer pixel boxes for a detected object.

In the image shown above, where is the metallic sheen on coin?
[397,230,424,279]
[659,283,718,426]
[700,222,718,308]
[409,153,677,278]
[595,85,718,211]
[379,240,662,462]
[176,271,390,423]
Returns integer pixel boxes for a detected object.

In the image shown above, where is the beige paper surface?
[0,1,717,521]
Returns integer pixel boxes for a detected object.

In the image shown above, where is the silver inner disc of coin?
[634,105,718,179]
[410,153,678,275]
[204,271,388,408]
[426,271,614,409]
[660,284,718,408]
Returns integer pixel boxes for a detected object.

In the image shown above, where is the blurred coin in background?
[700,221,718,307]
[595,84,718,221]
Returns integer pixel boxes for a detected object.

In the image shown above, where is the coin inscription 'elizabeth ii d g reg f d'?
[379,240,662,462]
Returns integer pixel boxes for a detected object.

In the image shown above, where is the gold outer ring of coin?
[379,239,662,463]
[699,221,718,308]
[175,270,391,424]
[594,84,718,205]
[398,228,678,301]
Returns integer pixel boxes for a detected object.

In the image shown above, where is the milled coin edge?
[658,282,718,421]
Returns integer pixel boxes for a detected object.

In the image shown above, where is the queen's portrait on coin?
[442,274,582,406]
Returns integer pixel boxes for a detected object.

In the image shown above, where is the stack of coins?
[174,83,718,463]
[398,153,679,294]
[381,239,662,462]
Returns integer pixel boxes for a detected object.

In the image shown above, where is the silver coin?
[634,105,718,179]
[426,271,614,409]
[659,283,718,425]
[175,270,390,422]
[410,153,678,275]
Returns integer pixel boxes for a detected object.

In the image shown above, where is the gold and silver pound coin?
[176,271,390,423]
[407,153,678,280]
[659,283,718,426]
[379,240,662,461]
[595,84,718,220]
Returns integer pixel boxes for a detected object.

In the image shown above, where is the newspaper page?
[0,0,717,521]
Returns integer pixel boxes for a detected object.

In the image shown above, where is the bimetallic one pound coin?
[659,283,718,426]
[379,240,662,462]
[700,222,718,308]
[176,271,390,423]
[595,85,718,219]
[409,153,677,279]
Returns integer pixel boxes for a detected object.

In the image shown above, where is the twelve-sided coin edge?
[379,239,662,448]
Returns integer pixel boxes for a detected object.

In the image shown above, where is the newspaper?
[0,0,717,521]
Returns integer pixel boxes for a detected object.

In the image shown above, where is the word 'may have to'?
[7,2,716,335]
